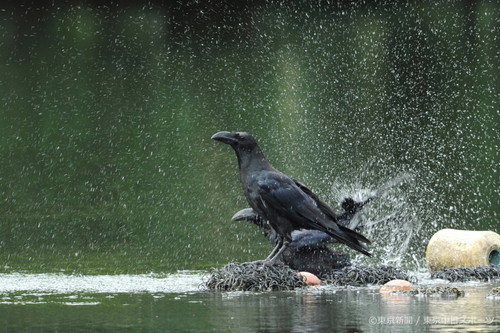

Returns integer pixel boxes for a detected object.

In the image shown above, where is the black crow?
[231,207,351,275]
[212,131,372,264]
[231,196,372,249]
[231,198,404,274]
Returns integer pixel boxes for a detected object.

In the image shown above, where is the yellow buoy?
[426,229,500,271]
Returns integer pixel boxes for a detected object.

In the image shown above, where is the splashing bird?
[211,131,372,264]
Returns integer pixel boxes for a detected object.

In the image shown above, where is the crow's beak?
[231,208,256,222]
[231,208,266,228]
[211,131,236,144]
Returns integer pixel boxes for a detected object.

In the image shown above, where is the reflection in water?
[205,285,499,332]
[426,286,500,330]
[0,280,498,332]
[207,290,367,332]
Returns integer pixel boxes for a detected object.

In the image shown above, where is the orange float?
[297,272,321,286]
[379,279,414,293]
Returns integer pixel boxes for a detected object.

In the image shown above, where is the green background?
[0,0,498,273]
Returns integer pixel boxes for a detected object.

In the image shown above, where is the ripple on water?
[0,271,205,294]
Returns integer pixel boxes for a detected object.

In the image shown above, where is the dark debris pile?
[205,262,306,291]
[403,286,465,297]
[322,265,414,286]
[487,287,500,297]
[431,266,500,282]
[205,262,413,291]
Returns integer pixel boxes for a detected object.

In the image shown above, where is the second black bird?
[212,131,372,264]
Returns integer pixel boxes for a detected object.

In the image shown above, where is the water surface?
[0,271,498,332]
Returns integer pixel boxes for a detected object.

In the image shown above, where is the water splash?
[327,170,429,270]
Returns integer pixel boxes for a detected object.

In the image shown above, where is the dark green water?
[1,0,497,274]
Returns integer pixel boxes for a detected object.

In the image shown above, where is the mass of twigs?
[205,262,306,291]
[321,265,413,286]
[205,262,500,292]
[430,266,500,282]
[205,262,413,291]
[402,286,465,297]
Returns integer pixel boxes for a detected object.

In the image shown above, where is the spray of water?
[327,170,429,270]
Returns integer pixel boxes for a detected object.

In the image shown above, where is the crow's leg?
[249,237,284,265]
[250,238,290,265]
[265,240,290,264]
[264,237,283,260]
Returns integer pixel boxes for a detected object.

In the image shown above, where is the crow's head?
[211,131,259,152]
[212,131,269,171]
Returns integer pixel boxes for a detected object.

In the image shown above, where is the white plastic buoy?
[426,229,500,271]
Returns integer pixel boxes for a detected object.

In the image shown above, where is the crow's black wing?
[290,229,335,247]
[257,174,327,227]
[257,173,371,256]
[233,207,337,247]
[292,179,344,222]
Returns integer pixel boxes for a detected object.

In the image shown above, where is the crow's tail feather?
[338,224,371,245]
[323,224,372,257]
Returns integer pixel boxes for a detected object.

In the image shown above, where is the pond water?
[0,0,497,273]
[1,271,498,332]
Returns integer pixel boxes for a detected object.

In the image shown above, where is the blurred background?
[0,0,497,273]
